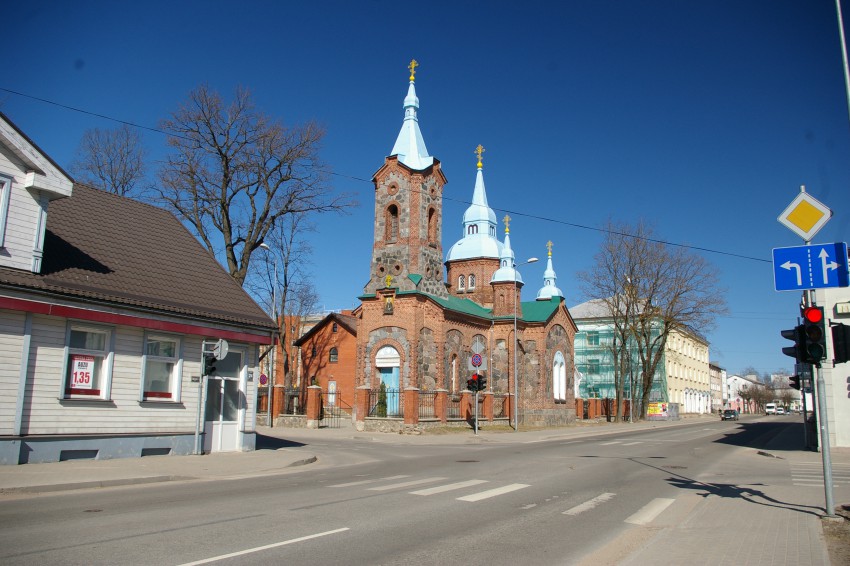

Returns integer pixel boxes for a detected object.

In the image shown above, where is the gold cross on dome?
[475,144,485,168]
[408,59,419,81]
[547,240,553,257]
[503,214,511,233]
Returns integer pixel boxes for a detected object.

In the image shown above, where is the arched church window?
[458,275,466,290]
[385,204,399,242]
[468,274,476,289]
[329,347,338,363]
[490,226,496,236]
[467,225,478,235]
[553,351,566,403]
[428,207,437,243]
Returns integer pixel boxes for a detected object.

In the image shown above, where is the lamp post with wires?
[513,257,538,431]
[259,243,278,427]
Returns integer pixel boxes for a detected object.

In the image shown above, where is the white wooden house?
[0,113,276,464]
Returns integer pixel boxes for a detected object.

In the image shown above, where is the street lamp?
[513,257,538,431]
[259,243,278,427]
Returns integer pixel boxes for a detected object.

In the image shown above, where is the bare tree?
[251,211,319,388]
[70,125,146,196]
[157,84,353,286]
[580,220,728,419]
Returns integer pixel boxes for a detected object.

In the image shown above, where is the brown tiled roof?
[294,312,358,346]
[0,183,275,330]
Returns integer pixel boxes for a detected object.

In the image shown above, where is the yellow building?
[664,329,711,413]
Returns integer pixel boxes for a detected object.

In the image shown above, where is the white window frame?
[458,275,465,290]
[0,175,12,247]
[553,351,566,403]
[140,332,183,402]
[468,274,476,290]
[61,322,115,400]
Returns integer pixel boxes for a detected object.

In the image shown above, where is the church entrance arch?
[375,345,401,415]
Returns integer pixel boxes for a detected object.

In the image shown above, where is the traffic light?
[478,373,487,391]
[203,353,217,376]
[469,374,480,392]
[802,306,826,366]
[780,325,804,362]
[832,322,850,365]
[466,376,476,392]
[788,374,801,391]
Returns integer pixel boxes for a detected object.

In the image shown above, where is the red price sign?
[71,355,95,389]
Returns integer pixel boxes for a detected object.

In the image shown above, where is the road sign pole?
[814,363,837,518]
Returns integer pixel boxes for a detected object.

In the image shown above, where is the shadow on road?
[713,420,809,452]
[255,434,307,451]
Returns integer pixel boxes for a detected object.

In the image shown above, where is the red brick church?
[352,61,577,426]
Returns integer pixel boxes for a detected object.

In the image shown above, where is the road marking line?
[176,527,350,565]
[330,475,409,488]
[625,498,675,525]
[599,441,621,445]
[457,483,530,502]
[563,492,616,516]
[410,479,488,495]
[621,442,642,446]
[368,477,447,491]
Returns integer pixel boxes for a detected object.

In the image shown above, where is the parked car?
[721,409,739,421]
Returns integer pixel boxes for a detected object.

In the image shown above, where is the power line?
[2,85,771,264]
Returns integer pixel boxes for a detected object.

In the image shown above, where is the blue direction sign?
[773,242,849,291]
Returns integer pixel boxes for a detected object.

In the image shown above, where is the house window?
[458,275,465,290]
[329,347,338,363]
[587,358,600,375]
[468,274,476,289]
[142,334,181,401]
[332,322,338,333]
[586,331,599,346]
[64,325,113,399]
[0,175,11,247]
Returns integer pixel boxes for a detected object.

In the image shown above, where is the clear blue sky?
[4,1,849,378]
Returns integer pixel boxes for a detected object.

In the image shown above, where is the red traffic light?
[803,306,823,324]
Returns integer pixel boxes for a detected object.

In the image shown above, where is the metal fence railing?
[282,388,306,416]
[446,394,462,420]
[368,388,403,418]
[492,393,508,418]
[418,391,436,419]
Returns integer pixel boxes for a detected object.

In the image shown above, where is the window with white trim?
[64,325,113,399]
[142,334,182,401]
[468,274,476,289]
[458,275,465,290]
[0,175,11,247]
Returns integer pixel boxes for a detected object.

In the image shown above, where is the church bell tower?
[365,60,448,298]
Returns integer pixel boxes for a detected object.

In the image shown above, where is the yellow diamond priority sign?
[777,186,832,242]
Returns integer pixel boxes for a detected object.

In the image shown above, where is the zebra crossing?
[790,461,850,487]
[328,473,687,526]
[329,474,530,502]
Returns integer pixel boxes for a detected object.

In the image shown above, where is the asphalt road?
[0,417,803,565]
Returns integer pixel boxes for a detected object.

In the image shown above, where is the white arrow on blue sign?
[772,242,849,291]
